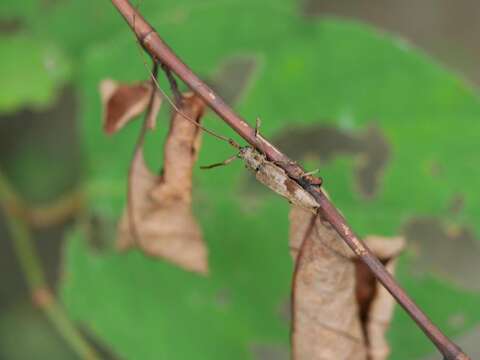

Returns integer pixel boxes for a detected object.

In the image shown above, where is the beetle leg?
[200,154,238,169]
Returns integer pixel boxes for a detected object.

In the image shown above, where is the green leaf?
[58,1,480,359]
[0,34,70,113]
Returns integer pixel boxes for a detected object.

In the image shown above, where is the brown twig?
[110,1,469,359]
[160,63,182,104]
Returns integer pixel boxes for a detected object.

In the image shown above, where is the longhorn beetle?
[201,118,322,213]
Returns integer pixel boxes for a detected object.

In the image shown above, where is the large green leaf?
[58,1,480,359]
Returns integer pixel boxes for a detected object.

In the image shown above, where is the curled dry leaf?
[355,236,405,360]
[290,206,367,360]
[99,79,162,134]
[290,206,405,360]
[117,93,209,275]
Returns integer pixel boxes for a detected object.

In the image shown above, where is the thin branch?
[110,1,469,359]
[0,170,83,228]
[136,44,240,147]
[160,63,182,104]
[6,190,84,228]
[0,171,101,360]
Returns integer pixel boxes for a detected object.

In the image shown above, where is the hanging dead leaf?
[354,236,404,360]
[117,93,208,275]
[99,79,161,134]
[290,206,405,360]
[290,206,367,360]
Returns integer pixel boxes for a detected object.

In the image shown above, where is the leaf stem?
[0,170,101,360]
[0,171,84,229]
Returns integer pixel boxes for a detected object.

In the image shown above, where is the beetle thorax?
[239,147,265,171]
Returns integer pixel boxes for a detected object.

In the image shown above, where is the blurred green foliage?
[0,35,70,112]
[0,305,74,359]
[1,0,479,359]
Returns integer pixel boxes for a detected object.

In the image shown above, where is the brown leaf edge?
[99,79,161,135]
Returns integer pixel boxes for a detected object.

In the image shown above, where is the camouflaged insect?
[238,147,319,213]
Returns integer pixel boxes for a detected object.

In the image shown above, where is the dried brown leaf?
[290,206,367,360]
[99,79,161,134]
[354,236,404,360]
[290,207,405,360]
[117,93,208,275]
